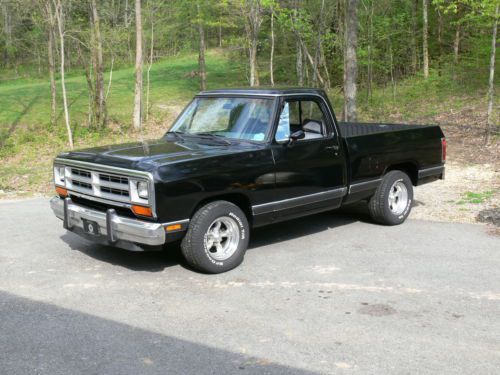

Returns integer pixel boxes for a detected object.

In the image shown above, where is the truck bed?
[338,121,444,192]
[339,122,427,138]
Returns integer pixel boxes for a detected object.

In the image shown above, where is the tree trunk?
[389,38,396,101]
[84,63,96,126]
[296,39,303,86]
[53,0,73,149]
[486,4,498,144]
[290,1,325,88]
[125,0,132,63]
[88,9,97,127]
[269,7,275,87]
[312,0,325,88]
[75,41,95,126]
[2,1,11,67]
[133,0,143,130]
[218,13,222,47]
[49,32,57,127]
[320,45,331,89]
[344,0,358,122]
[453,23,460,66]
[146,15,154,120]
[411,0,418,73]
[106,57,114,99]
[45,1,57,126]
[37,47,41,75]
[197,2,206,91]
[249,39,259,86]
[124,0,129,26]
[437,8,443,76]
[245,0,262,87]
[453,21,461,81]
[422,0,429,79]
[300,38,325,86]
[90,0,106,128]
[293,5,303,86]
[367,0,374,102]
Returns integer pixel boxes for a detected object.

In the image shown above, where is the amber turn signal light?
[131,205,153,217]
[55,186,68,197]
[165,224,182,232]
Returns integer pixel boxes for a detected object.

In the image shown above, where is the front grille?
[72,168,91,178]
[73,180,92,190]
[100,186,129,197]
[64,166,133,204]
[99,173,128,185]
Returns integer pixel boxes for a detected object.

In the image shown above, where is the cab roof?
[197,87,327,97]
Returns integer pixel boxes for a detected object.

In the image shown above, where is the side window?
[300,100,327,140]
[275,98,330,142]
[275,102,290,142]
[302,101,325,125]
[288,101,301,128]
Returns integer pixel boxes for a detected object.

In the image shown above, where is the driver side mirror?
[289,130,305,145]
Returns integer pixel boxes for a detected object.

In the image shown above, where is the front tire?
[368,170,414,225]
[181,201,250,274]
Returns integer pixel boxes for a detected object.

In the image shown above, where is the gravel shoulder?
[411,162,499,224]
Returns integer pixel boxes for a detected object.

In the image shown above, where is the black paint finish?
[56,88,445,233]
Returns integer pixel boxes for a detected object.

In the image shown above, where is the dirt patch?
[358,303,397,317]
[411,162,499,225]
[440,124,499,166]
[409,118,499,227]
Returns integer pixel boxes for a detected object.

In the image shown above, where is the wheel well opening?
[385,163,418,185]
[192,193,253,224]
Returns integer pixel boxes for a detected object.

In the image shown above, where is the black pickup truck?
[51,88,445,273]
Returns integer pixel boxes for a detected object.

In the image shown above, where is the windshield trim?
[165,96,279,144]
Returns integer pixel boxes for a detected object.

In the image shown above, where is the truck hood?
[57,138,256,172]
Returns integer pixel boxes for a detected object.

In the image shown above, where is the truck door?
[263,95,347,220]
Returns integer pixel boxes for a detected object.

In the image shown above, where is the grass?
[0,49,498,196]
[456,191,495,205]
[334,68,496,124]
[0,50,247,154]
[0,50,247,194]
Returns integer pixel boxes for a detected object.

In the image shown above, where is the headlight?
[137,181,149,199]
[54,165,65,186]
[129,179,150,204]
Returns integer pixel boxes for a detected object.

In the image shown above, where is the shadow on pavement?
[60,202,374,272]
[61,232,184,272]
[250,203,371,249]
[0,291,320,375]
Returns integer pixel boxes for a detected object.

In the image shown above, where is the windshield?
[168,97,274,142]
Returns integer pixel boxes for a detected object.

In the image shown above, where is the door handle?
[325,145,340,155]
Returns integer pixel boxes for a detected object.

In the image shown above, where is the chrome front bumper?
[50,196,165,250]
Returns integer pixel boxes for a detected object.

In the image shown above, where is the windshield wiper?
[189,132,232,145]
[165,131,185,141]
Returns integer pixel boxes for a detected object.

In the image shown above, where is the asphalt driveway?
[0,198,499,374]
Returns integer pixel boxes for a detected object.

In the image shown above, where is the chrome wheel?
[388,181,408,215]
[204,216,240,261]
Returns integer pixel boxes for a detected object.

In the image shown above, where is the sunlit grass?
[456,191,495,205]
[0,50,247,156]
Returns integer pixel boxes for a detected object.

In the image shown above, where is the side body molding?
[252,187,347,215]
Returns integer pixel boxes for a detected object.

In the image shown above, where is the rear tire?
[181,201,249,274]
[368,171,413,225]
